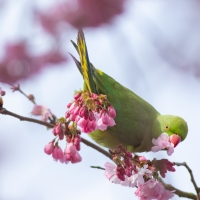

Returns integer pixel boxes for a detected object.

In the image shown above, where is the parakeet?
[70,30,188,152]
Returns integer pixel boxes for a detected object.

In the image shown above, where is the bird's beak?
[169,134,181,147]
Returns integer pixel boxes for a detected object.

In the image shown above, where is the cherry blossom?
[96,112,116,131]
[44,142,54,155]
[64,143,82,164]
[104,162,136,187]
[134,179,174,200]
[52,145,64,161]
[151,133,174,156]
[132,165,152,185]
[53,123,64,140]
[153,159,176,178]
[65,91,116,134]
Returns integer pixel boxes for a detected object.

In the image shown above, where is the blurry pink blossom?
[31,105,53,122]
[151,133,174,156]
[134,179,174,200]
[0,42,67,83]
[36,0,127,32]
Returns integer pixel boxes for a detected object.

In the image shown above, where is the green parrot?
[70,30,188,153]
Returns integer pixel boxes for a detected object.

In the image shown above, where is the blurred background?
[0,0,200,199]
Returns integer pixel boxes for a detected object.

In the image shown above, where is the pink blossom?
[132,165,152,185]
[76,116,96,133]
[74,135,81,151]
[108,106,116,118]
[65,143,77,156]
[96,112,116,131]
[134,179,174,200]
[59,154,69,164]
[53,123,64,140]
[104,162,136,187]
[151,133,174,156]
[71,152,82,163]
[44,142,54,155]
[154,159,176,178]
[64,143,82,163]
[52,146,63,160]
[31,105,53,122]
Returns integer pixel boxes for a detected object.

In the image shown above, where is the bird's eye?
[165,124,170,130]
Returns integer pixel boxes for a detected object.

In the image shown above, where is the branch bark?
[158,177,197,199]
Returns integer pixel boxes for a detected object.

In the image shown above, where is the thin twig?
[158,177,197,199]
[174,162,200,199]
[8,83,36,105]
[90,166,105,170]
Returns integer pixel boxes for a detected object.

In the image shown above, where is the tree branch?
[0,107,112,160]
[174,162,200,199]
[158,177,197,199]
[0,108,54,128]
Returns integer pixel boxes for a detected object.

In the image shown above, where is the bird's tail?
[70,30,97,94]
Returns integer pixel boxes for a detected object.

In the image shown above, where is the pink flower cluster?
[104,160,175,200]
[65,91,116,133]
[104,162,153,188]
[104,146,175,199]
[44,139,82,164]
[151,133,174,156]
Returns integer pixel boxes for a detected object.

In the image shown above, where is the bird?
[70,30,188,153]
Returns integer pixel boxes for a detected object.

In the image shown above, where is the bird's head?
[152,115,188,147]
